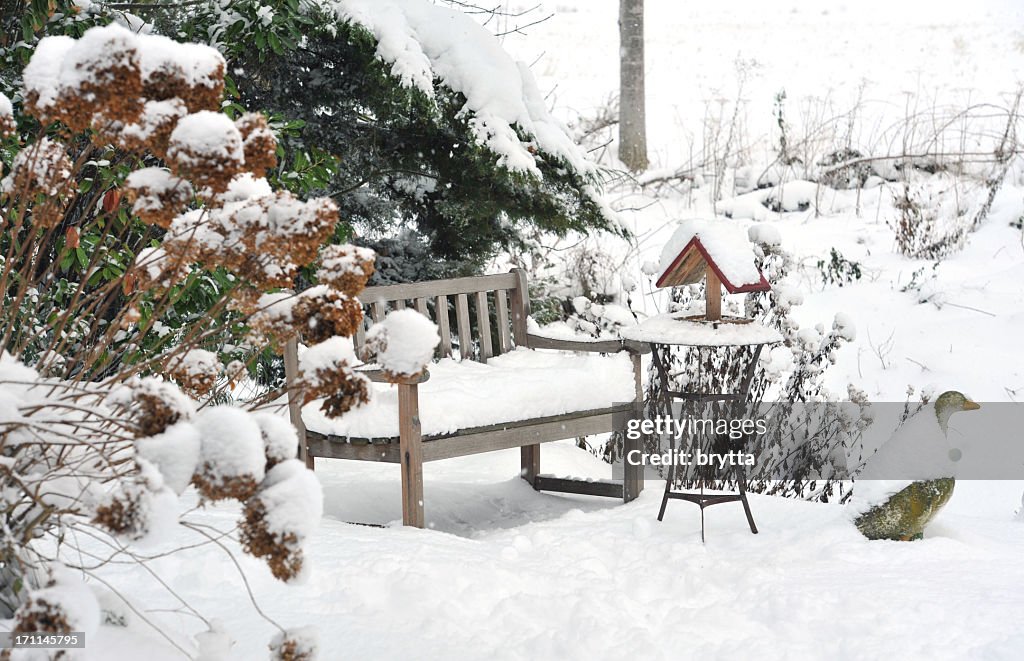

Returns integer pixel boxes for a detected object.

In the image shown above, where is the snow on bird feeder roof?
[654,219,770,324]
[656,219,770,292]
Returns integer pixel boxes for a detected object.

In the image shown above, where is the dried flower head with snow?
[123,167,194,228]
[269,626,319,661]
[0,138,73,206]
[166,348,222,397]
[292,286,364,344]
[240,459,323,582]
[299,336,370,418]
[167,110,245,194]
[316,244,375,297]
[236,112,278,177]
[192,406,267,502]
[10,566,100,642]
[0,92,14,137]
[362,309,439,381]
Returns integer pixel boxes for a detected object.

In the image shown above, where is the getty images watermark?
[623,414,763,469]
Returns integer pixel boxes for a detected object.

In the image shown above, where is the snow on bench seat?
[302,348,636,440]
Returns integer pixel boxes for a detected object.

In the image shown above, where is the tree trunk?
[618,0,648,172]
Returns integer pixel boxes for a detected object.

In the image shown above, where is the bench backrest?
[355,268,531,362]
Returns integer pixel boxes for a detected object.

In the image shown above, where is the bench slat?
[495,289,512,354]
[372,301,386,323]
[360,272,519,304]
[414,297,429,317]
[455,293,473,361]
[394,299,406,310]
[509,268,529,346]
[475,291,492,360]
[354,313,366,351]
[435,295,452,357]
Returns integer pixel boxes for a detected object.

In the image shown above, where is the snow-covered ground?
[90,447,1024,659]
[60,1,1024,658]
[496,0,1024,402]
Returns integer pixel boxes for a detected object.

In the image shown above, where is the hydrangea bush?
[0,24,376,659]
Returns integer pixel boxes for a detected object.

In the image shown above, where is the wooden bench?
[284,268,647,527]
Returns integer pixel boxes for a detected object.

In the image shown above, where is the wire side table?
[620,312,782,541]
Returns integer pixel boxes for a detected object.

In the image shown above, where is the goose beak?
[963,400,981,411]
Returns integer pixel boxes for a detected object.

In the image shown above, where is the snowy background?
[75,1,1024,658]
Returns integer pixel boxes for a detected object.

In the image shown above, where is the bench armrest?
[356,368,431,384]
[526,333,651,355]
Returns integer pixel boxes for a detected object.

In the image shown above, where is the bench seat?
[302,348,636,440]
[284,268,646,527]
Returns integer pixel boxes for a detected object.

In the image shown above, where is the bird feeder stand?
[622,220,780,540]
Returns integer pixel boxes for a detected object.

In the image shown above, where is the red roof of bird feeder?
[655,221,771,293]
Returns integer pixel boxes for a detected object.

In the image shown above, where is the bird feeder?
[654,220,770,323]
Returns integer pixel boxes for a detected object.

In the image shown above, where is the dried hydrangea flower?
[123,167,194,228]
[316,244,375,297]
[236,112,278,177]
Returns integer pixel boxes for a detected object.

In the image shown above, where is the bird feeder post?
[705,265,722,322]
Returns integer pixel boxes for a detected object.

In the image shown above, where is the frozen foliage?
[658,219,764,288]
[304,349,635,439]
[1,22,344,650]
[331,0,595,177]
[362,309,439,377]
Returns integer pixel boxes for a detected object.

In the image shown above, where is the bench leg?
[625,351,645,503]
[623,431,644,503]
[521,444,540,489]
[398,383,424,527]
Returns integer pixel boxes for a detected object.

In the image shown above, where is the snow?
[22,2,1024,658]
[167,111,244,164]
[59,22,139,90]
[134,422,201,495]
[252,411,299,465]
[363,309,439,376]
[218,172,273,202]
[620,311,784,346]
[256,459,323,543]
[658,219,765,289]
[0,92,11,117]
[72,450,1024,660]
[22,35,76,110]
[330,0,596,177]
[299,335,357,375]
[303,348,636,439]
[193,406,267,486]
